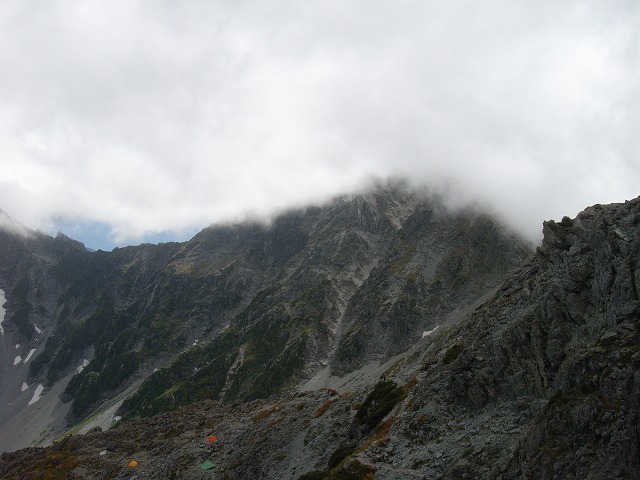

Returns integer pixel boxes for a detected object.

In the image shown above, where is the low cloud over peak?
[0,1,637,250]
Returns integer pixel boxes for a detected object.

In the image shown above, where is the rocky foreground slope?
[1,195,638,479]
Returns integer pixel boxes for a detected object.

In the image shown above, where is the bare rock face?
[502,199,640,479]
[403,196,640,479]
[333,203,530,374]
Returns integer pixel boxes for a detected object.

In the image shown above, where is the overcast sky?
[0,1,637,250]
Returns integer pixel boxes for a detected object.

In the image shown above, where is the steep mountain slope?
[333,203,526,373]
[0,218,183,452]
[0,183,530,452]
[1,195,637,479]
[376,196,640,479]
[117,190,529,419]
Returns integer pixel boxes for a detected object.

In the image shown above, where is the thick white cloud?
[0,0,637,247]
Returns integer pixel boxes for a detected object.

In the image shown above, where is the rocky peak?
[52,232,89,255]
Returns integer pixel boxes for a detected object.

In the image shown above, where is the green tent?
[201,460,216,470]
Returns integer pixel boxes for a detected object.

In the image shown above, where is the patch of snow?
[23,348,36,363]
[99,450,107,456]
[28,384,44,405]
[0,289,5,335]
[76,359,90,374]
[422,325,439,339]
[21,382,29,391]
[13,355,22,365]
[34,324,42,334]
[15,344,20,349]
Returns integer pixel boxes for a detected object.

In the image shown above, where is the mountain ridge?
[0,193,637,479]
[0,183,531,453]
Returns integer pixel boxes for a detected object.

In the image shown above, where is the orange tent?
[207,435,218,443]
[128,460,138,467]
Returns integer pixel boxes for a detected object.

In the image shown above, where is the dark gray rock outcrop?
[397,196,640,479]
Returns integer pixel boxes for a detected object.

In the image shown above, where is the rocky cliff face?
[117,187,529,419]
[333,203,527,374]
[389,196,640,479]
[0,183,530,452]
[0,194,637,479]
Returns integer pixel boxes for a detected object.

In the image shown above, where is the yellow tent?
[128,460,138,467]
